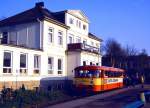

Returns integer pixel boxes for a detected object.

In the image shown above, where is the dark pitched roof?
[52,11,66,24]
[0,2,68,29]
[88,33,103,42]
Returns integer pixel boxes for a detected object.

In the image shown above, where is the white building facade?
[0,2,102,90]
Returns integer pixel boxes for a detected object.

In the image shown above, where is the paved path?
[46,85,146,108]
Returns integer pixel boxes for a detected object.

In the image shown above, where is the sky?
[0,0,150,54]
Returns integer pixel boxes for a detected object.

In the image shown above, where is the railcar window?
[92,70,100,78]
[75,70,101,78]
[113,72,119,77]
[118,72,122,77]
[110,72,123,77]
[79,70,83,77]
[82,70,88,77]
[105,71,108,77]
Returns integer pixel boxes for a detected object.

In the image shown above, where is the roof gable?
[67,10,89,23]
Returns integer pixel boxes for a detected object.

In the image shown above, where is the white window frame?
[79,21,81,28]
[76,20,79,27]
[96,43,100,48]
[1,32,9,44]
[83,39,87,45]
[68,34,74,44]
[69,36,73,44]
[83,24,87,30]
[3,51,12,74]
[48,57,54,74]
[69,18,74,24]
[76,36,81,43]
[58,58,63,75]
[91,41,94,46]
[58,31,63,45]
[48,27,54,44]
[83,60,87,66]
[20,53,28,75]
[34,55,40,74]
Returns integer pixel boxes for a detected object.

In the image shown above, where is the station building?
[0,2,102,90]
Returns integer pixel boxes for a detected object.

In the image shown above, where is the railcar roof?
[74,66,125,72]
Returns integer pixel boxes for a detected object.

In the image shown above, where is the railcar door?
[101,70,105,91]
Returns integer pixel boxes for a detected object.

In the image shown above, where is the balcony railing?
[67,43,100,54]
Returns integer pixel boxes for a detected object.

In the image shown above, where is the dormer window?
[1,32,8,44]
[0,33,3,44]
[0,33,2,39]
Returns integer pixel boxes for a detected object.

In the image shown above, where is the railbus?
[74,65,125,92]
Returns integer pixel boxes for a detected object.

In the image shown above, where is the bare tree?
[103,38,125,67]
[124,45,138,56]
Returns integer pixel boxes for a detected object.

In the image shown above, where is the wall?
[42,20,67,76]
[0,45,67,90]
[67,52,81,79]
[81,52,101,66]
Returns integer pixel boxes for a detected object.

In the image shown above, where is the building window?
[48,27,53,44]
[20,53,27,74]
[58,31,63,45]
[69,36,73,44]
[83,61,86,66]
[69,18,74,24]
[48,57,53,74]
[58,59,63,74]
[96,43,99,48]
[83,39,87,45]
[90,62,93,65]
[91,41,94,46]
[76,20,81,28]
[34,55,40,74]
[1,32,8,44]
[3,51,12,73]
[83,24,87,30]
[76,20,78,27]
[96,63,99,66]
[76,37,81,43]
[79,21,81,28]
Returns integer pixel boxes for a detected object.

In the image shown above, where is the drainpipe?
[37,18,43,50]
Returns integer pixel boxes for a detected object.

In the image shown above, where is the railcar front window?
[75,70,101,78]
[93,70,100,78]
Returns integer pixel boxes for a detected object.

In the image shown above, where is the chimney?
[35,2,44,8]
